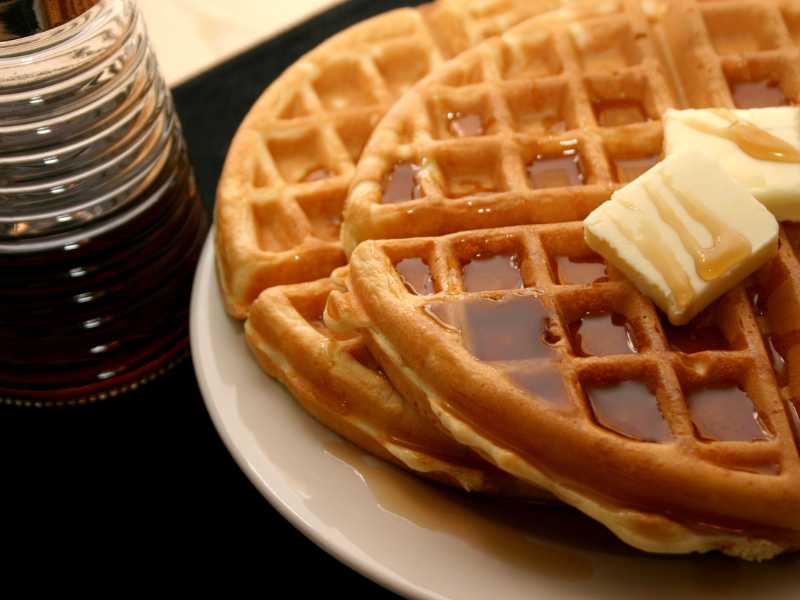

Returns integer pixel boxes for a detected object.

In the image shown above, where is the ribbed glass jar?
[0,0,208,406]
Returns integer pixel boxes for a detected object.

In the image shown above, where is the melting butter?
[681,109,800,164]
[610,199,694,310]
[643,172,751,281]
[583,150,779,325]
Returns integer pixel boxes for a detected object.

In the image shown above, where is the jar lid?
[0,0,99,41]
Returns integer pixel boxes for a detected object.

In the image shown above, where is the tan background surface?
[138,0,338,86]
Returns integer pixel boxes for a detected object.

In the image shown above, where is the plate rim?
[189,230,437,600]
[189,230,800,599]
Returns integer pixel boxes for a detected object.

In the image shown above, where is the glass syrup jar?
[0,0,208,406]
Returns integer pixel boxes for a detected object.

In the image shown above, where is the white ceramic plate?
[190,232,800,599]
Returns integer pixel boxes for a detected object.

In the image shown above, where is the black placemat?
[1,1,425,590]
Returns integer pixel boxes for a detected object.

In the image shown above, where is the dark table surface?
[1,1,423,590]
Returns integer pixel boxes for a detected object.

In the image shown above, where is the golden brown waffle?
[215,0,564,318]
[324,0,800,558]
[326,221,800,559]
[341,0,800,251]
[245,273,549,497]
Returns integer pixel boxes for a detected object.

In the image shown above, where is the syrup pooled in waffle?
[325,221,800,559]
[245,274,547,497]
[215,0,564,318]
[340,0,800,251]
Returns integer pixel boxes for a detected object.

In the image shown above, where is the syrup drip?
[424,302,458,331]
[527,149,584,189]
[506,367,571,409]
[302,167,334,182]
[349,344,386,377]
[569,313,636,356]
[765,335,788,386]
[593,99,647,127]
[681,109,800,163]
[731,80,788,109]
[519,109,566,135]
[749,287,789,385]
[586,380,672,442]
[785,398,800,451]
[383,162,423,203]
[424,295,559,362]
[554,256,607,285]
[447,176,497,198]
[661,311,729,354]
[462,253,523,292]
[395,258,434,296]
[643,172,751,281]
[613,155,659,183]
[447,112,485,137]
[687,385,770,442]
[609,203,694,311]
[323,439,596,582]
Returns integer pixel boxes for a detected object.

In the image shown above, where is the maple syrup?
[785,398,800,450]
[382,162,423,203]
[527,150,584,189]
[447,112,485,137]
[609,204,694,312]
[613,155,659,183]
[644,172,751,281]
[593,99,647,127]
[682,109,800,163]
[425,295,559,362]
[302,168,334,182]
[764,335,788,385]
[395,258,434,295]
[0,147,206,402]
[0,0,99,40]
[749,287,789,386]
[661,310,729,354]
[514,107,566,135]
[731,80,788,109]
[569,313,636,357]
[506,367,570,409]
[0,0,208,404]
[461,253,523,292]
[586,380,672,442]
[348,344,386,376]
[324,438,597,582]
[445,175,498,198]
[687,385,770,442]
[554,256,607,285]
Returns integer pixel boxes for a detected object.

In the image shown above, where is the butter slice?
[584,151,778,325]
[664,107,800,221]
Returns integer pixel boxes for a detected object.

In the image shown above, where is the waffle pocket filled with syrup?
[326,218,800,560]
[218,0,800,562]
[220,0,571,499]
[215,0,564,318]
[325,0,800,560]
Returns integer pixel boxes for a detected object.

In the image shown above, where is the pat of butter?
[584,150,778,325]
[664,107,800,221]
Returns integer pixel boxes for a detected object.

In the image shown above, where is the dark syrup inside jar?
[0,0,208,405]
[0,149,207,403]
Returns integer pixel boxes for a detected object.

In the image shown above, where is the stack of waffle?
[216,0,800,560]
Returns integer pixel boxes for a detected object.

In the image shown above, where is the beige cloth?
[139,0,337,86]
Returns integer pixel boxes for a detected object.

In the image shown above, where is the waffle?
[327,221,800,559]
[215,0,564,319]
[245,272,548,497]
[325,0,800,558]
[340,0,800,250]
